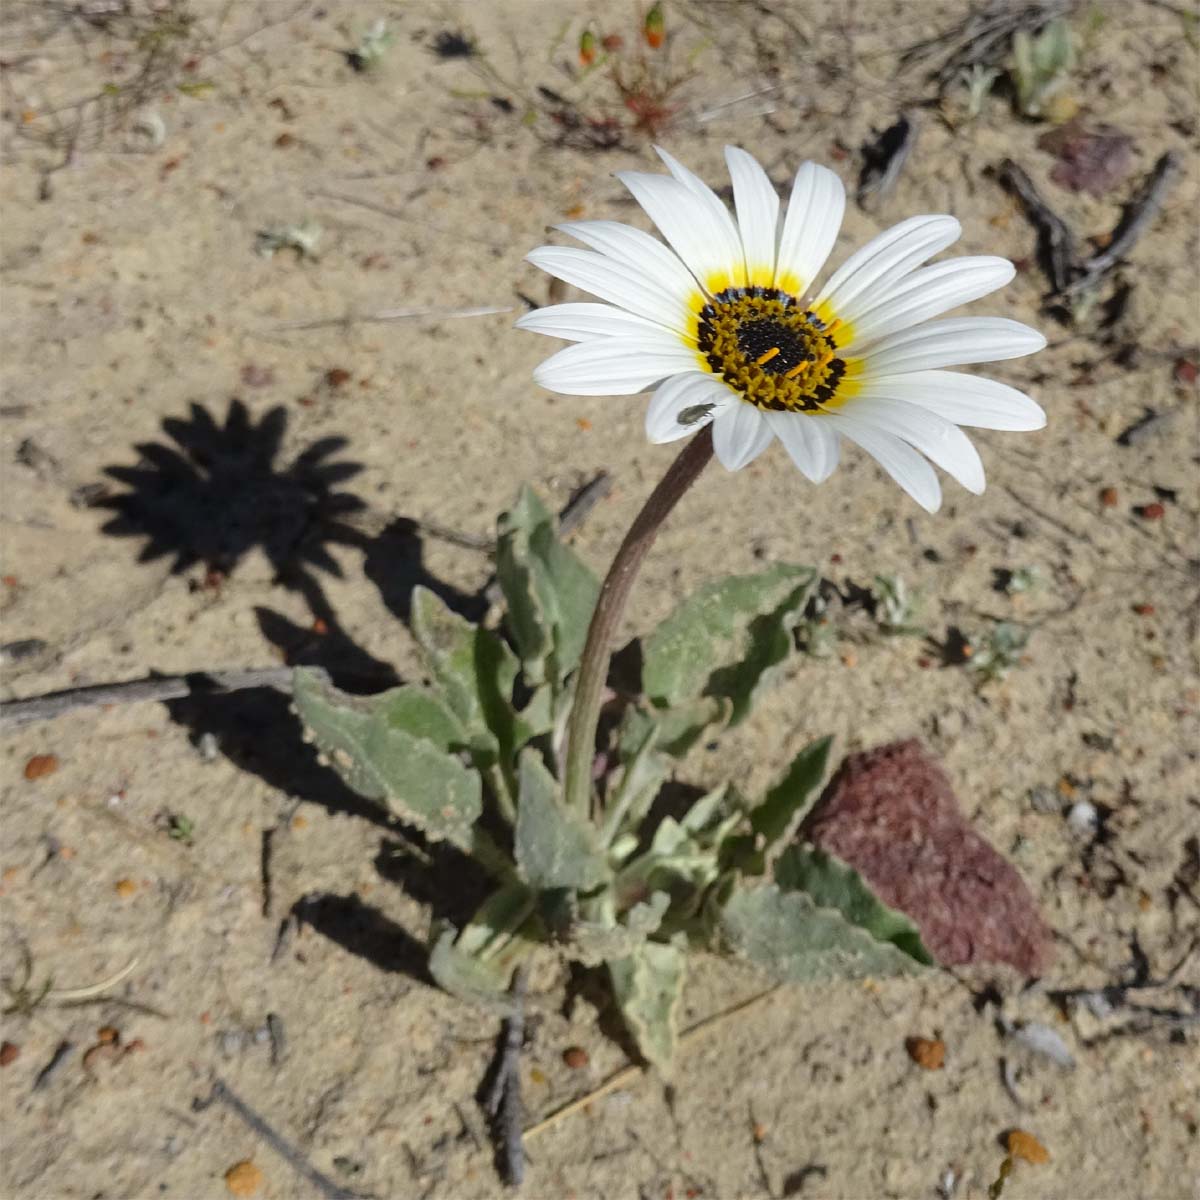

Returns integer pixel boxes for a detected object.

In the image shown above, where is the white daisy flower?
[518,146,1047,513]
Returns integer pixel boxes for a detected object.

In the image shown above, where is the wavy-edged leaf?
[410,586,514,757]
[428,884,537,1015]
[617,694,731,760]
[720,884,926,982]
[293,667,481,848]
[750,736,833,850]
[569,891,670,966]
[609,937,687,1072]
[496,486,599,687]
[642,564,817,722]
[776,846,933,965]
[514,749,608,890]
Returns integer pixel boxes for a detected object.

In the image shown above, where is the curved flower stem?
[563,426,715,815]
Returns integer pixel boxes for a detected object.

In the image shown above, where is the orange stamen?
[755,346,781,366]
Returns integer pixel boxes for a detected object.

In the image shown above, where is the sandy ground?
[1,2,1198,1197]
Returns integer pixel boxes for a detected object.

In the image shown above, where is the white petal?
[854,370,1046,431]
[516,302,665,342]
[645,372,736,443]
[836,397,985,493]
[775,161,845,295]
[555,220,699,315]
[822,415,942,512]
[617,169,743,292]
[533,336,700,396]
[764,410,840,483]
[814,215,961,323]
[712,403,774,470]
[654,146,747,284]
[724,146,779,285]
[525,246,691,335]
[843,257,1016,350]
[856,317,1047,374]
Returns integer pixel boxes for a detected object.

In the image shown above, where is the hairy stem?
[562,427,714,814]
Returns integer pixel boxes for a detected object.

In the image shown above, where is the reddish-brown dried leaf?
[801,740,1054,975]
[1038,120,1133,197]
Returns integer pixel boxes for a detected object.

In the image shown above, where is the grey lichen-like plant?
[1010,19,1075,118]
[967,621,1031,682]
[294,485,930,1071]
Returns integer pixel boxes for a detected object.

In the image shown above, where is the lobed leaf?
[642,564,817,722]
[609,937,687,1072]
[496,486,599,688]
[514,749,609,890]
[427,884,536,1015]
[749,736,833,852]
[293,667,482,848]
[719,884,926,983]
[775,846,932,965]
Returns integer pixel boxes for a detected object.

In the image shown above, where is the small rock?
[1008,1021,1075,1069]
[114,878,138,899]
[23,754,59,780]
[1005,1128,1050,1164]
[0,1040,20,1067]
[801,740,1054,975]
[905,1036,946,1070]
[562,1045,589,1069]
[1066,801,1098,837]
[224,1160,263,1197]
[1135,502,1166,520]
[1098,486,1119,508]
[1028,786,1060,814]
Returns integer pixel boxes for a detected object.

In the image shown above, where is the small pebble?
[1028,786,1059,814]
[23,754,59,781]
[1005,1128,1050,1164]
[1066,801,1098,837]
[562,1045,589,1069]
[0,1040,20,1067]
[114,878,138,898]
[197,732,220,762]
[905,1036,946,1070]
[224,1160,263,1197]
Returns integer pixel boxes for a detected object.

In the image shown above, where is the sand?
[2,2,1197,1197]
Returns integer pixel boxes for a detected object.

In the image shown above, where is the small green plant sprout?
[155,810,195,845]
[294,489,931,1070]
[966,621,1030,682]
[869,573,924,636]
[255,222,322,260]
[1000,566,1041,596]
[347,19,394,73]
[947,63,1003,124]
[1010,18,1075,119]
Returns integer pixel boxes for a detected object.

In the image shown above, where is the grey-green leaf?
[775,846,932,965]
[720,884,926,982]
[293,667,482,848]
[749,736,833,851]
[428,884,538,1015]
[642,564,816,721]
[609,938,687,1073]
[514,749,608,890]
[496,486,599,687]
[617,695,730,761]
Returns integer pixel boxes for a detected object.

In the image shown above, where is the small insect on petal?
[644,3,665,48]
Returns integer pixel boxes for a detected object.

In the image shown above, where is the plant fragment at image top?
[519,146,1047,512]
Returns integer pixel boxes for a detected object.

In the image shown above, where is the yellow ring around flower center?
[694,288,849,413]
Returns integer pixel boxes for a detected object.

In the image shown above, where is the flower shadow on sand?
[95,399,474,836]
